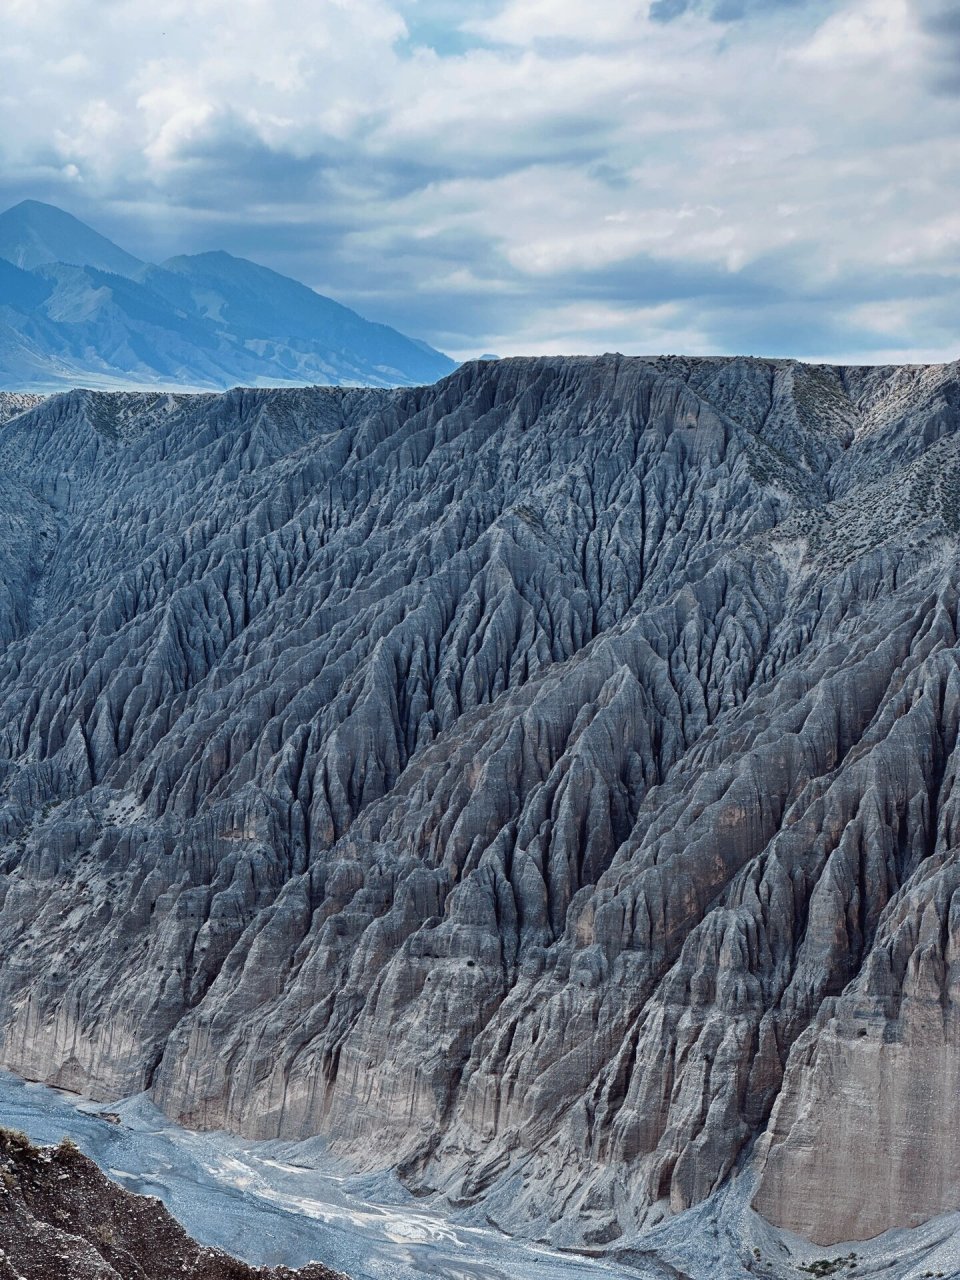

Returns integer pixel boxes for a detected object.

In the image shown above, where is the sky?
[0,0,957,364]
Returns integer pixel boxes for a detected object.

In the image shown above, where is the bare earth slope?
[0,355,958,1251]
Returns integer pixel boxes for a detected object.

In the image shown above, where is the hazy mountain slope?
[148,253,458,386]
[0,200,145,276]
[0,202,455,390]
[0,257,53,310]
[24,262,242,386]
[0,356,958,1256]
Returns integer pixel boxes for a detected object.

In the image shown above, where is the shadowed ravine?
[1,355,960,1266]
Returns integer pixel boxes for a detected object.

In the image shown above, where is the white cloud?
[485,299,710,359]
[464,0,647,45]
[792,0,918,66]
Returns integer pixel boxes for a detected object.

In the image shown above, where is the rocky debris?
[0,1127,346,1280]
[0,354,958,1252]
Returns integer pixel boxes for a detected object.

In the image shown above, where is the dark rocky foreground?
[0,1127,345,1279]
[1,354,960,1254]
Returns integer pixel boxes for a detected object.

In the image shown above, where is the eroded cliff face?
[0,356,958,1249]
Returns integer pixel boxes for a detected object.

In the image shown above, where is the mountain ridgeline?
[0,200,455,390]
[0,355,959,1267]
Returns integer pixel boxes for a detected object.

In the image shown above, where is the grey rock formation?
[0,354,958,1254]
[0,393,43,425]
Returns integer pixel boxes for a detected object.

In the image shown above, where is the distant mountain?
[0,200,456,390]
[0,199,145,276]
[147,251,455,386]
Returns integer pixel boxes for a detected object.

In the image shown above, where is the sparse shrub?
[56,1135,80,1160]
[0,1127,33,1155]
[799,1255,858,1278]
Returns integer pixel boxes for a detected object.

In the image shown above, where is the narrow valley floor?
[0,1072,645,1280]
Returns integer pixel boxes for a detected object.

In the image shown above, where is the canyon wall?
[0,356,958,1247]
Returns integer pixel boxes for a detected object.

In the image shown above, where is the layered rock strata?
[0,356,958,1248]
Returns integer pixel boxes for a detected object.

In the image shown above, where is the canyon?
[0,354,959,1263]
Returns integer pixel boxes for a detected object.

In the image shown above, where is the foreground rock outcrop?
[0,354,959,1250]
[0,1128,345,1279]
